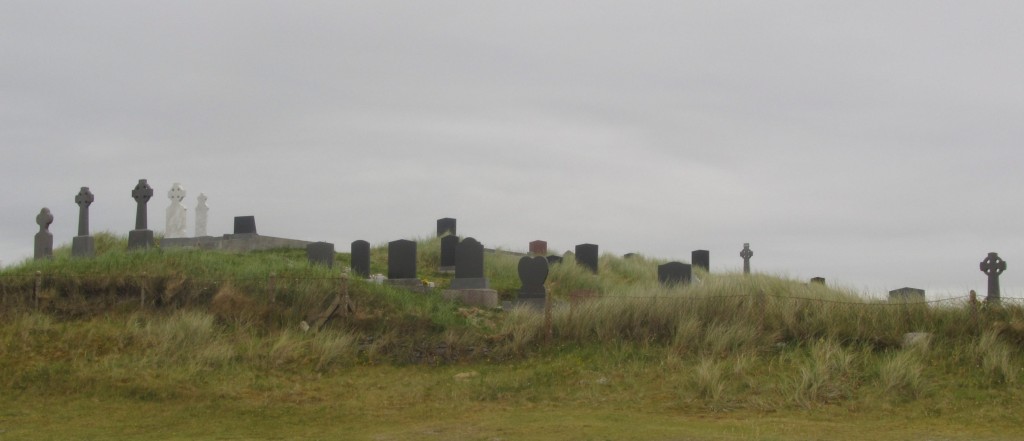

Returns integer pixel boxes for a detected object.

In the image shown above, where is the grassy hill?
[2,233,1023,440]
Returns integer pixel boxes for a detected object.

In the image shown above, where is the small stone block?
[529,240,547,255]
[306,241,335,268]
[442,289,498,309]
[658,262,691,286]
[72,236,95,258]
[127,229,154,250]
[233,216,257,234]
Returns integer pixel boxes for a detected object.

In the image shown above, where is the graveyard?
[1,183,1024,439]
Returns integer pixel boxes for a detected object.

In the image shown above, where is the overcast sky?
[3,1,1022,298]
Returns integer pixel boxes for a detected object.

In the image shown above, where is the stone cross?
[75,187,94,236]
[195,193,209,237]
[165,183,187,238]
[740,243,753,274]
[34,207,54,260]
[131,179,154,230]
[980,252,1007,302]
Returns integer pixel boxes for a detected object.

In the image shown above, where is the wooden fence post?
[969,290,979,332]
[140,272,147,308]
[268,273,277,303]
[34,271,41,310]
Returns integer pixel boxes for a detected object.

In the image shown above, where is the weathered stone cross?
[740,243,753,274]
[75,187,94,236]
[132,179,154,230]
[979,252,1007,302]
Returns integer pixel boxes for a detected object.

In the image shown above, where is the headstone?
[234,216,257,234]
[306,242,335,268]
[351,240,370,277]
[127,179,155,250]
[529,240,547,255]
[440,235,458,270]
[165,183,188,239]
[810,277,826,285]
[517,255,549,308]
[658,262,691,286]
[387,239,417,280]
[980,252,1007,302]
[623,253,638,259]
[34,208,54,260]
[195,193,209,237]
[451,237,488,289]
[436,218,456,237]
[575,243,599,274]
[72,187,95,258]
[692,250,709,272]
[546,255,563,265]
[740,243,753,275]
[889,287,925,302]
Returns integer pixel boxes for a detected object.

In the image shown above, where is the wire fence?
[3,271,1023,311]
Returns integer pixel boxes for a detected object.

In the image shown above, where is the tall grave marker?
[195,193,209,237]
[165,183,187,239]
[740,243,753,275]
[575,243,599,274]
[980,252,1007,302]
[128,179,155,250]
[351,240,370,278]
[437,218,456,237]
[692,250,709,272]
[440,235,458,271]
[452,237,488,289]
[72,187,95,258]
[34,208,54,260]
[387,239,417,281]
[517,255,549,309]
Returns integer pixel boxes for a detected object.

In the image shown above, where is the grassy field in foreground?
[1,234,1023,439]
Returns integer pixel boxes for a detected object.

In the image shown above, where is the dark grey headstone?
[623,253,638,259]
[436,217,456,237]
[234,216,257,235]
[452,237,487,289]
[888,287,925,302]
[575,243,598,274]
[658,262,691,286]
[546,255,563,265]
[980,252,1007,302]
[128,179,155,250]
[529,240,547,255]
[34,208,53,260]
[388,239,417,280]
[810,277,826,285]
[518,256,549,298]
[306,241,335,268]
[351,240,370,277]
[740,243,753,274]
[73,187,96,258]
[440,235,458,269]
[692,250,709,272]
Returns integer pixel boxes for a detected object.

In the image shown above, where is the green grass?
[2,234,1024,439]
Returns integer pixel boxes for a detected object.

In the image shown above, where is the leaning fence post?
[268,273,277,303]
[544,292,553,343]
[34,271,42,310]
[140,272,147,308]
[969,290,979,332]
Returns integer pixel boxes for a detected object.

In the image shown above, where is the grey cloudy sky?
[3,1,1022,298]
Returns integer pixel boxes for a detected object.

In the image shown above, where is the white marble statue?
[165,183,188,238]
[195,193,209,237]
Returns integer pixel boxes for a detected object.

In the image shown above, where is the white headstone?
[165,183,188,238]
[195,193,209,237]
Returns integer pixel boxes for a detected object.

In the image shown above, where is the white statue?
[165,183,188,238]
[195,193,209,237]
